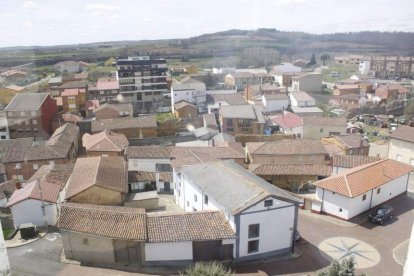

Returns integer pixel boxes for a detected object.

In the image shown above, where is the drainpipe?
[321,188,325,212]
[369,189,374,210]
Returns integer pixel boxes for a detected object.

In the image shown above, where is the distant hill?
[1,28,414,67]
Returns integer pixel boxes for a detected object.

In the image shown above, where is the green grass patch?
[155,112,176,123]
[322,64,358,83]
[3,228,13,239]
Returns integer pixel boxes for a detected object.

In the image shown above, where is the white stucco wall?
[239,198,295,257]
[145,242,193,261]
[262,98,289,112]
[281,126,303,138]
[0,221,10,276]
[128,158,171,172]
[11,199,58,227]
[314,173,409,219]
[388,138,414,166]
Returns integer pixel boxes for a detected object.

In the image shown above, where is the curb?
[6,231,48,249]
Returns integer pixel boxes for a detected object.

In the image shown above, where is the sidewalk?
[5,229,47,248]
[299,209,368,227]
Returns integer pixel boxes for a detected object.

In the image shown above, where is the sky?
[1,0,414,47]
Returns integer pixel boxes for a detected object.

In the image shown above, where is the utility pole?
[36,179,48,230]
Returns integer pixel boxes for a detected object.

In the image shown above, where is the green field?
[322,64,359,82]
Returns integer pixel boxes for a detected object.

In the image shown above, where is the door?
[193,240,222,261]
[164,182,171,192]
[220,244,234,260]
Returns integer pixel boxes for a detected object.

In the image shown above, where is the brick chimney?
[15,181,22,190]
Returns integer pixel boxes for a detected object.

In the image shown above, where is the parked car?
[369,205,394,225]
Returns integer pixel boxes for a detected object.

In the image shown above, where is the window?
[194,194,197,202]
[377,188,381,194]
[204,194,208,205]
[339,208,343,212]
[396,154,401,161]
[192,207,197,212]
[362,194,367,201]
[32,119,37,125]
[33,164,38,170]
[31,111,37,116]
[49,161,55,165]
[156,163,172,172]
[248,240,259,253]
[248,224,260,239]
[186,201,189,207]
[17,175,24,181]
[178,190,181,197]
[264,199,273,207]
[82,238,88,245]
[320,128,323,133]
[15,163,21,170]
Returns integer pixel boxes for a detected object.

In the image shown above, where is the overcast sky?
[1,0,413,47]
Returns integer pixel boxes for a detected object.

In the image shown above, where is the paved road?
[7,193,414,276]
[236,192,414,275]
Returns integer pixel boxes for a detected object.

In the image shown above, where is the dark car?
[369,205,394,225]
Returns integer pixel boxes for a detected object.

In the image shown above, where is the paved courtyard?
[6,193,414,276]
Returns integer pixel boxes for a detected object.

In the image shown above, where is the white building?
[269,111,303,138]
[0,116,10,140]
[174,160,302,261]
[273,63,302,74]
[5,164,73,227]
[290,73,322,93]
[359,60,371,74]
[388,125,414,166]
[171,77,206,110]
[261,93,289,112]
[289,91,316,107]
[312,159,413,220]
[54,60,80,74]
[0,221,10,275]
[126,146,173,193]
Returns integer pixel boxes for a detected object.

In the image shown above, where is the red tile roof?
[5,179,61,207]
[314,159,413,197]
[65,156,127,200]
[83,130,129,152]
[250,164,332,176]
[390,125,414,143]
[0,179,17,200]
[270,111,303,129]
[58,203,146,240]
[246,139,326,155]
[146,211,235,242]
[61,88,85,97]
[333,155,380,168]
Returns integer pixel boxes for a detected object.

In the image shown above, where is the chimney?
[15,181,22,190]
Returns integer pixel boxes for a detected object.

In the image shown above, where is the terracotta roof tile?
[127,146,172,159]
[58,203,146,240]
[83,130,129,152]
[91,116,157,132]
[246,139,326,155]
[314,159,413,197]
[333,155,380,168]
[171,145,244,167]
[270,111,303,129]
[3,123,79,163]
[65,156,127,199]
[390,125,414,143]
[250,164,332,176]
[0,179,17,200]
[6,179,61,207]
[146,211,235,242]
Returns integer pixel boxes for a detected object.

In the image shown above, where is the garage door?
[192,240,222,262]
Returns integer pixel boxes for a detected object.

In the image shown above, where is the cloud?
[23,1,40,9]
[86,4,121,15]
[4,13,16,17]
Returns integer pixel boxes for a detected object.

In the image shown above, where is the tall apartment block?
[359,56,414,79]
[116,56,167,114]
